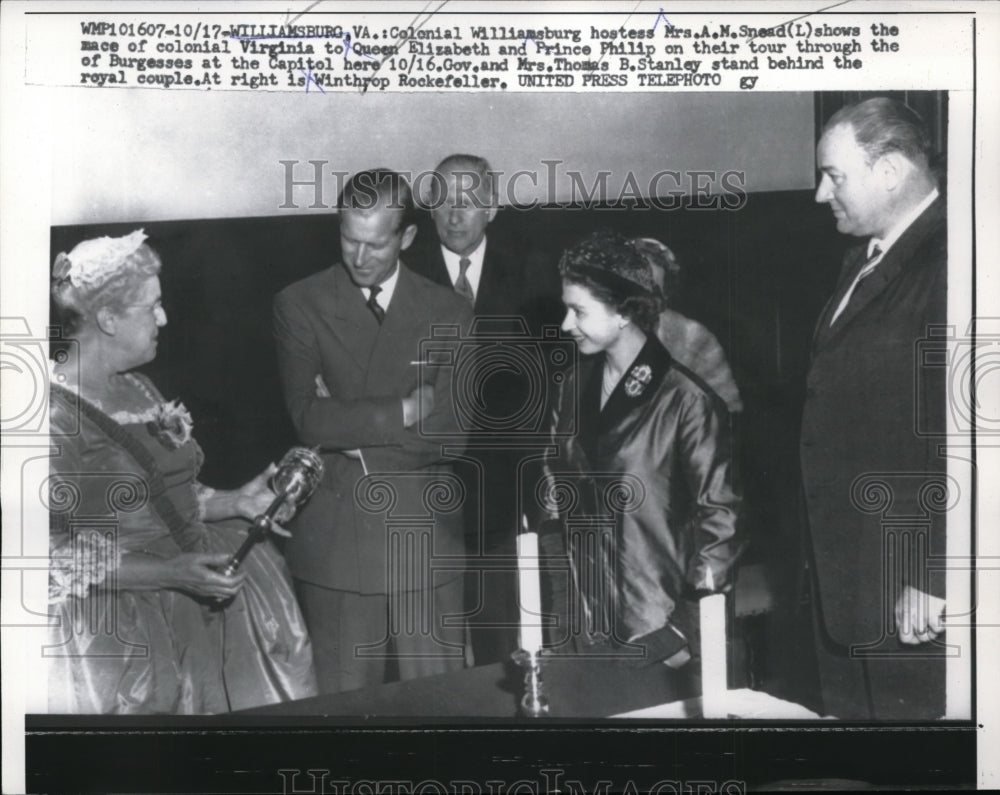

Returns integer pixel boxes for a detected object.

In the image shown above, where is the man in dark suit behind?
[407,154,563,665]
[801,98,948,718]
[274,169,473,694]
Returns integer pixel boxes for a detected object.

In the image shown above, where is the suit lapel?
[598,339,671,439]
[814,197,945,351]
[329,265,379,372]
[827,242,905,335]
[427,244,453,290]
[812,246,868,351]
[422,237,506,318]
[366,264,423,395]
[474,238,506,316]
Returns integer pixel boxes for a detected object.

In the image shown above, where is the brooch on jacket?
[146,400,194,451]
[623,363,653,398]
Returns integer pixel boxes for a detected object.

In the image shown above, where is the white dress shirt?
[361,261,401,312]
[441,236,487,300]
[829,188,939,326]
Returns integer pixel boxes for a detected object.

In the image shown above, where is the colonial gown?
[47,377,316,714]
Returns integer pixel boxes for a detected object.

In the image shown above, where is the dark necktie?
[454,257,475,304]
[366,284,385,325]
[829,244,883,326]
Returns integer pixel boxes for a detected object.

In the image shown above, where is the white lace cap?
[53,229,148,289]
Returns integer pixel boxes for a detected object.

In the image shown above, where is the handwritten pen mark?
[594,0,644,71]
[614,0,645,32]
[230,34,333,41]
[342,32,378,62]
[745,0,853,43]
[363,0,451,94]
[302,68,325,93]
[285,0,325,28]
[652,8,673,32]
[274,0,449,95]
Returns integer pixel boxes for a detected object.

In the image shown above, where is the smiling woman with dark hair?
[535,229,742,668]
[47,230,316,714]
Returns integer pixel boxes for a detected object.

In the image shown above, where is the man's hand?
[401,384,435,428]
[895,584,945,645]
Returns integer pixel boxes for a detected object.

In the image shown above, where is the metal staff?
[219,446,324,576]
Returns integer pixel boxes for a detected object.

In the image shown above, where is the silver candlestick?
[511,648,550,717]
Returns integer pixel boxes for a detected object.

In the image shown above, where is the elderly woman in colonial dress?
[47,230,316,713]
[536,230,742,666]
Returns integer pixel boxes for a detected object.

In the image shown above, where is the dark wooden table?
[233,656,698,719]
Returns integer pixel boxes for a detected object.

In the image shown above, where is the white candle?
[517,520,544,653]
[699,568,728,718]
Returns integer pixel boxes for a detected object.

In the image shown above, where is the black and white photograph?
[1,2,997,792]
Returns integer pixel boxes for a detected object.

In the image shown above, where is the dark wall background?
[49,193,847,608]
[49,193,846,701]
[50,191,845,485]
[49,90,948,498]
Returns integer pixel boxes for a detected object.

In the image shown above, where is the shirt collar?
[362,261,401,309]
[441,236,487,295]
[869,188,940,258]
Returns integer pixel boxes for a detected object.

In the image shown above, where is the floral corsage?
[146,400,194,451]
[624,363,653,398]
[49,530,121,603]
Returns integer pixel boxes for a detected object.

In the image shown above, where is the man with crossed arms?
[275,169,472,694]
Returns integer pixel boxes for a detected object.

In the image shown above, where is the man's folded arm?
[274,293,408,450]
[367,301,475,469]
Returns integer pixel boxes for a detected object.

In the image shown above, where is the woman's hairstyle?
[631,237,681,305]
[51,230,162,336]
[559,229,665,335]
